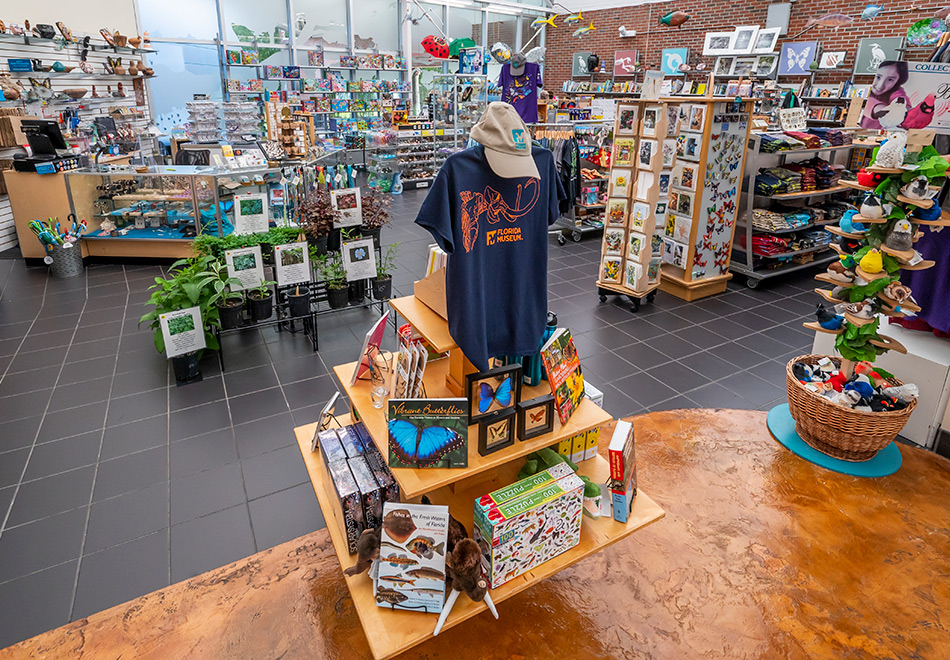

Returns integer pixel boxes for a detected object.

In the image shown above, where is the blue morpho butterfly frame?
[464,362,523,425]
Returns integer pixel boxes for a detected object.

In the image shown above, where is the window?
[222,0,291,45]
[139,0,220,40]
[294,0,349,49]
[149,43,224,133]
[352,0,400,52]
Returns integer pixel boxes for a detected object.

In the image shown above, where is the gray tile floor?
[0,189,820,646]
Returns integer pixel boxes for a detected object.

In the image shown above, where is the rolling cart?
[595,280,659,312]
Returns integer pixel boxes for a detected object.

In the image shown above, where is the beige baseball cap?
[470,102,539,179]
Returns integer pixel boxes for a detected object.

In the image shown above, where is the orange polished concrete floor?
[3,408,949,659]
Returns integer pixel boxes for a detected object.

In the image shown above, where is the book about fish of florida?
[374,501,449,613]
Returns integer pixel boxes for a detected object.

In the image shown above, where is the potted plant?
[298,189,339,255]
[340,228,367,303]
[247,278,277,321]
[359,187,392,250]
[284,284,311,318]
[372,241,400,301]
[315,252,349,309]
[139,256,224,383]
[206,258,245,329]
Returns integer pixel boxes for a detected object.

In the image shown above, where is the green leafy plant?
[139,256,225,354]
[835,318,886,363]
[359,187,392,229]
[206,258,245,303]
[314,252,347,290]
[194,227,302,260]
[376,242,400,280]
[249,278,276,300]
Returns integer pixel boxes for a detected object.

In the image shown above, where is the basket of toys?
[785,354,916,461]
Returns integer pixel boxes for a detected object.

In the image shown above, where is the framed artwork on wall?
[572,51,593,76]
[753,27,781,54]
[755,54,779,77]
[854,37,903,75]
[819,51,847,69]
[715,57,735,76]
[703,31,736,56]
[661,48,689,76]
[732,26,759,54]
[731,57,756,77]
[779,42,818,76]
[613,49,639,76]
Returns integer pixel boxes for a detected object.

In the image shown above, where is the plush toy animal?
[445,539,489,603]
[900,175,930,201]
[859,193,885,219]
[885,219,914,252]
[873,130,907,168]
[343,527,381,577]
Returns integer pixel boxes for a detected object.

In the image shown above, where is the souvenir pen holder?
[49,243,84,279]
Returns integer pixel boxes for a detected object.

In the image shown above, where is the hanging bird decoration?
[862,4,883,20]
[805,13,854,29]
[573,20,596,37]
[660,11,691,27]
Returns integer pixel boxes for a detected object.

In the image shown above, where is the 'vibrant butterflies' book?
[540,329,585,426]
[388,398,468,469]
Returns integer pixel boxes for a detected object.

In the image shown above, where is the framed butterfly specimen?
[387,397,469,468]
[478,407,516,456]
[465,363,522,424]
[517,394,555,441]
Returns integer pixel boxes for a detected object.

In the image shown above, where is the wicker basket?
[785,355,916,461]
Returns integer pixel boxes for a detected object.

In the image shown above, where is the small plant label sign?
[274,242,310,286]
[225,245,265,291]
[160,306,205,357]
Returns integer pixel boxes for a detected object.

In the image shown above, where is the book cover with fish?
[387,398,469,469]
[539,329,585,426]
[374,502,449,613]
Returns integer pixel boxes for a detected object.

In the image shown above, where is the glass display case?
[429,73,488,150]
[64,165,283,257]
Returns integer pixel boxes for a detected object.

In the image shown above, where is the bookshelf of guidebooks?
[292,291,666,658]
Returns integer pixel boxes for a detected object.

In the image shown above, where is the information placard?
[342,238,377,281]
[331,187,362,227]
[225,245,265,291]
[273,241,310,286]
[233,193,269,235]
[160,306,206,358]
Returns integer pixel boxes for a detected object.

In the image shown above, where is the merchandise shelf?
[754,183,850,200]
[294,414,664,660]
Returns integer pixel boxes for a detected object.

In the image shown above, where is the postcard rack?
[294,294,665,660]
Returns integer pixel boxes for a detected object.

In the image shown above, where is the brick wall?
[544,2,945,91]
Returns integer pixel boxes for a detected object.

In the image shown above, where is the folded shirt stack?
[782,163,817,191]
[783,131,823,149]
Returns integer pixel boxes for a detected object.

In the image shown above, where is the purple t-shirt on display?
[499,62,542,124]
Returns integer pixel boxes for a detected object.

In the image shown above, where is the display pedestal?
[295,294,666,659]
[659,271,732,301]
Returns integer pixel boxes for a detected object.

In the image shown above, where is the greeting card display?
[609,169,632,198]
[613,139,635,166]
[607,198,628,226]
[603,227,625,256]
[616,105,639,134]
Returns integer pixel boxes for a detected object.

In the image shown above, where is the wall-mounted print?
[661,47,689,76]
[616,104,640,135]
[731,57,756,77]
[753,27,781,54]
[715,57,735,76]
[572,51,594,76]
[860,60,950,133]
[779,41,818,76]
[703,31,736,56]
[854,37,903,75]
[613,49,640,77]
[732,26,759,54]
[606,198,628,226]
[819,51,847,69]
[609,169,632,198]
[754,54,778,77]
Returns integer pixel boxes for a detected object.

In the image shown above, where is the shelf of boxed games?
[730,134,868,285]
[294,413,664,660]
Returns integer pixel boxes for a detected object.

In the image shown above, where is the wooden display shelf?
[332,357,612,500]
[758,184,850,200]
[595,279,660,297]
[802,321,844,335]
[389,295,456,354]
[294,417,665,660]
[839,179,872,191]
[659,268,731,301]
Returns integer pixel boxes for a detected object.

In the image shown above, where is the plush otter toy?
[343,527,380,577]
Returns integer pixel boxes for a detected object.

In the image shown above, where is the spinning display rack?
[295,295,665,659]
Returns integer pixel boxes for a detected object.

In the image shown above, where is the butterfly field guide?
[388,398,470,468]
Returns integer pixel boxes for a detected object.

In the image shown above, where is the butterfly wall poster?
[465,363,522,425]
[778,41,817,76]
[478,407,516,456]
[387,398,469,468]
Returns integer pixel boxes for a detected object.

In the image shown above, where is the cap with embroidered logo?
[470,101,540,179]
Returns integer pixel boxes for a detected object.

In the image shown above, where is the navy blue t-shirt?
[415,145,566,371]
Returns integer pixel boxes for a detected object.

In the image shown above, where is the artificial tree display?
[809,130,949,381]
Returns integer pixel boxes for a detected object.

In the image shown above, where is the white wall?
[26,0,139,38]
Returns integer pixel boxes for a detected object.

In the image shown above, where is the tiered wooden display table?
[294,295,665,659]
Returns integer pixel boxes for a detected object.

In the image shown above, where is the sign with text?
[330,187,362,227]
[233,193,269,234]
[859,61,950,133]
[342,238,378,281]
[160,306,205,358]
[225,245,265,291]
[273,242,310,286]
